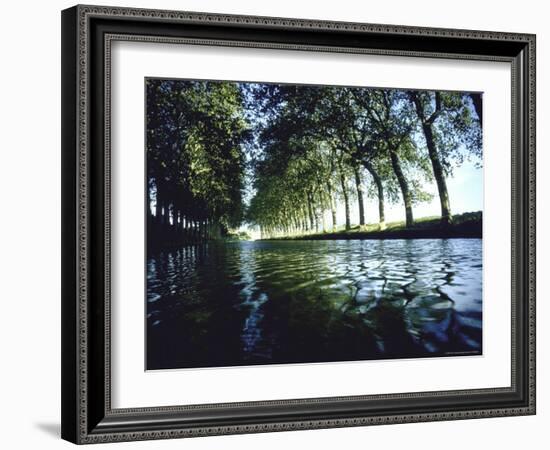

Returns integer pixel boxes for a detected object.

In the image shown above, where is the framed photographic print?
[61,4,536,444]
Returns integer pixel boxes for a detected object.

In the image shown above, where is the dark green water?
[146,239,482,370]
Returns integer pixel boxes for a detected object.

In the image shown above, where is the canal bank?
[262,211,482,241]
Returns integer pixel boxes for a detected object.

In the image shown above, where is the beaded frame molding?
[61,4,536,444]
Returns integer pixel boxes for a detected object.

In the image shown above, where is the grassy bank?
[264,211,482,241]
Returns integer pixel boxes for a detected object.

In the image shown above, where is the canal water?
[146,239,482,370]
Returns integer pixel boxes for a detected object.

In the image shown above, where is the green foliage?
[246,84,472,234]
[147,79,249,228]
[409,91,482,175]
[147,79,482,240]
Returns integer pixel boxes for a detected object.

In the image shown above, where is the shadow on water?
[146,239,482,370]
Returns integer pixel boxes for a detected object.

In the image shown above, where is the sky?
[240,159,482,235]
[341,159,482,226]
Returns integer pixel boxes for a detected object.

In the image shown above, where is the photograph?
[145,78,484,370]
[55,2,536,445]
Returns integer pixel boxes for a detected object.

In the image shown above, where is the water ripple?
[146,239,482,370]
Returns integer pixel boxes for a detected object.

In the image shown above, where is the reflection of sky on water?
[235,245,270,358]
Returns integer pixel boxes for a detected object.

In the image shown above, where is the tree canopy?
[146,79,482,244]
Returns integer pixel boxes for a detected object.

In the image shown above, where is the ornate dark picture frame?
[61,4,536,444]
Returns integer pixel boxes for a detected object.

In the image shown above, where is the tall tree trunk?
[314,205,319,232]
[161,201,169,226]
[318,191,326,232]
[301,207,308,232]
[154,185,162,223]
[156,198,164,225]
[353,166,366,226]
[327,180,337,231]
[411,92,452,227]
[363,160,385,229]
[470,93,483,127]
[422,123,452,226]
[169,204,175,227]
[306,192,315,230]
[389,149,414,227]
[147,200,153,227]
[338,167,351,231]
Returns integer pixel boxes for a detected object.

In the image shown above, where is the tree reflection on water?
[146,239,482,370]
